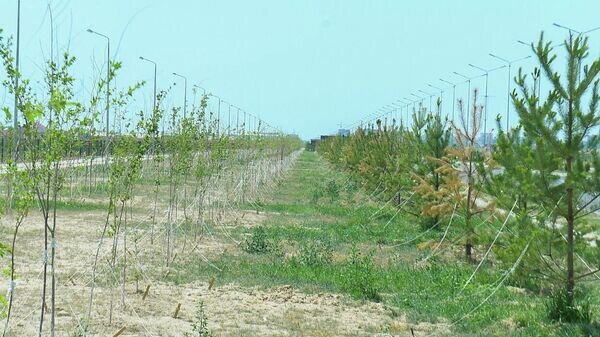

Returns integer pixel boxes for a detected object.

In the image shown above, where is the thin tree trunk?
[2,215,24,337]
[565,100,575,307]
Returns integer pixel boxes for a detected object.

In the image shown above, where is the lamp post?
[468,63,506,146]
[87,28,110,137]
[235,106,240,135]
[139,56,157,122]
[396,99,408,125]
[392,102,403,125]
[410,93,424,110]
[427,84,443,115]
[172,72,187,118]
[192,84,206,112]
[193,84,206,96]
[552,23,600,84]
[418,89,434,113]
[384,104,394,126]
[404,97,418,127]
[223,100,231,135]
[489,53,531,131]
[209,94,221,136]
[439,78,456,122]
[453,71,474,132]
[552,23,600,35]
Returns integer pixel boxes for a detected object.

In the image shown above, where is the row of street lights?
[349,22,600,145]
[84,28,280,137]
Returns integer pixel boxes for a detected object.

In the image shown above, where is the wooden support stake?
[112,326,126,337]
[173,303,181,318]
[142,285,151,300]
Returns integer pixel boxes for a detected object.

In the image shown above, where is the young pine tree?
[500,32,600,316]
[415,90,493,261]
[413,101,451,229]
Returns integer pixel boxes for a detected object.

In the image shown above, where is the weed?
[184,301,214,337]
[297,238,333,266]
[243,226,279,255]
[310,188,323,204]
[546,289,592,324]
[341,246,381,302]
[324,179,340,202]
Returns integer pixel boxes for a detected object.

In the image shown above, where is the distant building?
[338,129,350,137]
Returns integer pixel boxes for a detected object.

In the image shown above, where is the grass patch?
[169,151,600,336]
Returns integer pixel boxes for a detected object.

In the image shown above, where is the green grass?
[169,151,600,337]
[0,197,107,212]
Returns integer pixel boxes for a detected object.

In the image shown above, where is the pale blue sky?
[1,0,599,139]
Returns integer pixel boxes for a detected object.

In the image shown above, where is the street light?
[428,84,443,115]
[139,56,157,122]
[489,53,531,130]
[517,40,568,101]
[209,93,222,136]
[410,93,424,107]
[172,72,187,118]
[391,102,403,124]
[395,99,408,124]
[222,100,231,135]
[453,71,475,132]
[418,89,434,113]
[552,23,600,35]
[234,105,241,135]
[192,84,207,110]
[552,23,600,84]
[468,63,506,146]
[87,28,111,137]
[404,97,418,126]
[439,78,456,122]
[193,84,206,96]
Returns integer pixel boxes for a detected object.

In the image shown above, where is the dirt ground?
[0,206,427,337]
[0,153,448,337]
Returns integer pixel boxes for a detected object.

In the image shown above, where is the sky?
[0,0,599,139]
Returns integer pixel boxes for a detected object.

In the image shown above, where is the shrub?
[341,246,381,302]
[243,226,278,254]
[297,239,333,266]
[325,179,340,202]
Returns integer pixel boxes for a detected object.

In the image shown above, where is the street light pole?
[87,28,110,138]
[468,63,506,146]
[139,56,157,122]
[517,40,543,101]
[236,106,240,135]
[410,93,424,109]
[173,72,187,118]
[225,100,231,135]
[489,53,531,131]
[439,78,456,123]
[193,84,206,96]
[453,71,473,133]
[404,97,418,127]
[552,23,600,35]
[428,84,443,116]
[210,94,222,136]
[418,89,434,113]
[552,23,600,84]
